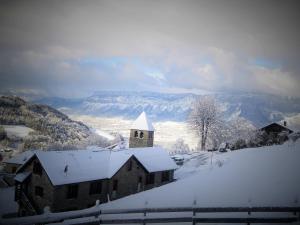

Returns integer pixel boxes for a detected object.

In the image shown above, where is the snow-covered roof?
[123,147,177,173]
[3,150,35,165]
[22,147,176,186]
[131,111,154,131]
[15,171,31,182]
[259,122,293,132]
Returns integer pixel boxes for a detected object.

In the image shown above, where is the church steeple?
[129,111,154,148]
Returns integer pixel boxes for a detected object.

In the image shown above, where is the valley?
[69,114,199,150]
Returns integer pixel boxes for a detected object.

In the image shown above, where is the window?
[139,131,144,138]
[35,186,44,197]
[146,173,155,185]
[161,171,170,182]
[137,177,143,192]
[66,184,78,199]
[33,161,42,175]
[127,160,132,171]
[134,131,138,137]
[113,180,118,191]
[138,176,142,183]
[89,181,102,195]
[12,166,17,173]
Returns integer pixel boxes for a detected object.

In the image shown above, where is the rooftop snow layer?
[3,150,35,165]
[131,111,154,131]
[30,147,176,186]
[14,171,31,182]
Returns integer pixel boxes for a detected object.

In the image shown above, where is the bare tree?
[172,138,190,154]
[188,96,220,150]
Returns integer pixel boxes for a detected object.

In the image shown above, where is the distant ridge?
[0,96,109,150]
[34,91,300,128]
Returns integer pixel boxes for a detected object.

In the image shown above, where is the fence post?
[247,197,252,225]
[193,199,197,216]
[192,199,197,225]
[97,210,102,224]
[247,208,251,225]
[143,209,146,225]
[143,200,148,225]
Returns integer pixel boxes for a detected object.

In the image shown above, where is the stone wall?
[109,156,174,200]
[22,157,55,214]
[52,179,109,212]
[108,156,148,200]
[129,129,154,148]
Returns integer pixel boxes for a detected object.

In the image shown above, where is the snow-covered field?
[102,141,300,209]
[70,114,199,150]
[2,125,34,138]
[94,129,115,141]
[2,141,300,225]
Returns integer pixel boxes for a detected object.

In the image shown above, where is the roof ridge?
[131,111,154,131]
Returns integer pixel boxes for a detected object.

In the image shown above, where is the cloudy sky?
[0,0,300,97]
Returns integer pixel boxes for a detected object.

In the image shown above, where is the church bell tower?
[129,111,154,148]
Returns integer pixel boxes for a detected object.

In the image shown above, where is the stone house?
[15,147,177,215]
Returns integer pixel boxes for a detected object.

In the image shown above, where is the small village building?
[15,147,177,215]
[259,121,294,145]
[259,121,293,136]
[3,151,35,174]
[13,111,177,216]
[129,111,154,148]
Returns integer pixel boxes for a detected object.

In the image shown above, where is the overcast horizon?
[1,0,300,98]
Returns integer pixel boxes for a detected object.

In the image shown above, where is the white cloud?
[0,1,299,97]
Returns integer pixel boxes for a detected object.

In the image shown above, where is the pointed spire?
[131,111,154,131]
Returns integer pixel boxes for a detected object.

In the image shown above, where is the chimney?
[283,121,287,126]
[64,165,68,174]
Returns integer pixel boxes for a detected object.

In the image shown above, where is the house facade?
[15,147,176,215]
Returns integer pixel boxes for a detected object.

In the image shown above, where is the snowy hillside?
[2,142,300,225]
[102,141,300,209]
[0,96,111,150]
[2,125,34,139]
[35,91,300,128]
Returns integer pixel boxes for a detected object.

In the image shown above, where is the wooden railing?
[1,206,300,225]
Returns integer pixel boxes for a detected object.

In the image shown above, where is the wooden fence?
[1,206,300,225]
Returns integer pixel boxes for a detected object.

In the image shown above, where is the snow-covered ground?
[173,151,222,179]
[101,141,300,209]
[2,125,34,138]
[69,114,199,150]
[94,129,115,141]
[1,141,300,224]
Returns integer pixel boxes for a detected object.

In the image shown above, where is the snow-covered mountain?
[35,91,300,129]
[0,96,110,150]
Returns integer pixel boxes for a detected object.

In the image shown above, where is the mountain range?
[34,91,300,130]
